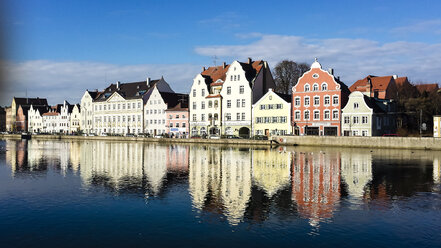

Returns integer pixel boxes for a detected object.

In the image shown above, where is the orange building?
[291,151,341,225]
[292,59,349,136]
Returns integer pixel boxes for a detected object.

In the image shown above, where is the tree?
[273,60,309,94]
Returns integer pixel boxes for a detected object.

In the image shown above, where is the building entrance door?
[324,126,338,136]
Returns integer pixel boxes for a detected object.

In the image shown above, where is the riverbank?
[1,134,440,150]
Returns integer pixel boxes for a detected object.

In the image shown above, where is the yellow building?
[434,116,441,137]
[252,88,292,136]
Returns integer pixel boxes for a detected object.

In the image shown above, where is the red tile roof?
[205,94,221,98]
[415,83,439,94]
[394,77,409,87]
[201,60,265,84]
[42,112,59,116]
[350,75,394,92]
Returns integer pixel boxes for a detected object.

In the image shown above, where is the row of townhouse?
[80,77,189,137]
[27,101,81,134]
[190,58,398,137]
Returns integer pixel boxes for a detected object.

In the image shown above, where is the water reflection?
[2,139,440,228]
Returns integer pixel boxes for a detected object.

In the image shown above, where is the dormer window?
[354,102,359,109]
[313,73,319,79]
[304,84,310,92]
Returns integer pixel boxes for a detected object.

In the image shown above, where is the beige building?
[70,104,81,134]
[434,116,441,137]
[252,88,292,136]
[80,90,100,134]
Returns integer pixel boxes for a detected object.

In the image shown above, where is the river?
[0,139,440,247]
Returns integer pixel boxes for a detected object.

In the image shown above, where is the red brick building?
[292,59,350,136]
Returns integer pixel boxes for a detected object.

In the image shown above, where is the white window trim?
[313,83,319,91]
[313,95,320,107]
[332,109,339,120]
[324,109,331,120]
[321,82,328,91]
[294,110,301,121]
[313,110,320,120]
[332,94,339,106]
[304,110,310,121]
[294,97,301,107]
[304,96,310,107]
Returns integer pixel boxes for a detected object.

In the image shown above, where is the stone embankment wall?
[1,134,440,150]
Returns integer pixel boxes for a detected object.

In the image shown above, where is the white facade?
[93,92,144,135]
[220,61,253,136]
[144,86,167,135]
[27,105,45,133]
[42,101,71,134]
[80,91,95,134]
[70,104,81,133]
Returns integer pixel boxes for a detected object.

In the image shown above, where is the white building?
[70,104,81,134]
[80,90,100,134]
[144,85,187,136]
[42,101,73,134]
[27,105,49,133]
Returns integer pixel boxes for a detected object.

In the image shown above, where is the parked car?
[125,133,135,137]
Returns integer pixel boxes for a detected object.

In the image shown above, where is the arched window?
[321,83,328,91]
[304,84,310,92]
[313,83,319,91]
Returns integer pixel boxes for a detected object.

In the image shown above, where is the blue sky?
[1,0,441,105]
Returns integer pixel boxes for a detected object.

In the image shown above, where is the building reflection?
[340,151,372,200]
[434,157,440,185]
[291,151,341,227]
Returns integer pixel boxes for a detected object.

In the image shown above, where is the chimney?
[222,62,226,69]
[248,57,252,64]
[328,68,334,75]
[116,81,120,89]
[393,75,398,79]
[268,88,273,92]
[202,66,206,72]
[146,77,151,87]
[264,61,268,68]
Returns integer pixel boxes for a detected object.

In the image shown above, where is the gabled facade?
[70,104,81,133]
[80,90,99,134]
[42,101,73,134]
[165,102,189,138]
[252,88,291,136]
[220,59,275,137]
[341,91,396,136]
[10,97,48,132]
[292,59,350,136]
[350,75,398,99]
[144,85,187,136]
[28,105,50,133]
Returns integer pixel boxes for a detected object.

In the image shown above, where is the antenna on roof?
[212,55,218,66]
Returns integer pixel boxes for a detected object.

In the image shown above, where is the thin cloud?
[195,34,441,86]
[392,19,441,35]
[0,60,200,106]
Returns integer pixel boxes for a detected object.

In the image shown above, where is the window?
[127,104,130,109]
[333,96,339,105]
[214,113,218,120]
[344,116,350,124]
[313,84,319,91]
[304,110,310,120]
[260,105,265,110]
[230,75,233,81]
[192,114,196,121]
[182,123,186,127]
[237,99,240,108]
[281,116,287,123]
[324,110,330,120]
[214,100,218,108]
[202,89,205,97]
[242,113,245,120]
[238,75,240,80]
[226,113,231,121]
[208,101,212,108]
[354,102,359,109]
[227,100,231,108]
[313,110,320,120]
[227,87,231,95]
[304,97,310,106]
[295,111,300,120]
[304,84,310,92]
[295,97,300,107]
[314,96,320,106]
[352,130,359,136]
[237,113,240,120]
[176,115,179,119]
[234,75,237,81]
[193,102,196,110]
[201,114,205,121]
[201,102,205,109]
[138,103,141,109]
[333,110,339,120]
[324,96,330,105]
[239,86,244,94]
[353,116,359,124]
[322,83,328,91]
[362,116,368,124]
[193,89,196,97]
[176,123,179,127]
[169,123,173,128]
[362,130,368,136]
[241,99,245,107]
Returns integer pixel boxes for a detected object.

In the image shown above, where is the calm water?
[0,139,440,247]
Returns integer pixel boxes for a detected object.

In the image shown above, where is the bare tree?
[273,60,309,94]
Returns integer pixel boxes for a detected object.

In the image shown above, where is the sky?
[1,0,441,106]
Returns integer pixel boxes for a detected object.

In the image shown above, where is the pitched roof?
[363,95,386,113]
[274,92,292,103]
[95,79,161,102]
[415,83,439,94]
[201,64,230,85]
[394,77,409,87]
[165,102,188,112]
[350,75,394,92]
[42,111,59,116]
[159,92,188,109]
[239,60,264,82]
[14,97,48,106]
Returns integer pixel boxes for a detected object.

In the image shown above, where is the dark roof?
[95,79,161,102]
[87,90,101,100]
[14,97,48,106]
[159,92,188,109]
[363,95,385,113]
[274,92,292,103]
[33,106,51,115]
[165,102,189,112]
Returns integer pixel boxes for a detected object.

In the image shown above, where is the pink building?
[165,102,189,138]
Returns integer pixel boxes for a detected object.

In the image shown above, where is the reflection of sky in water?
[1,139,441,247]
